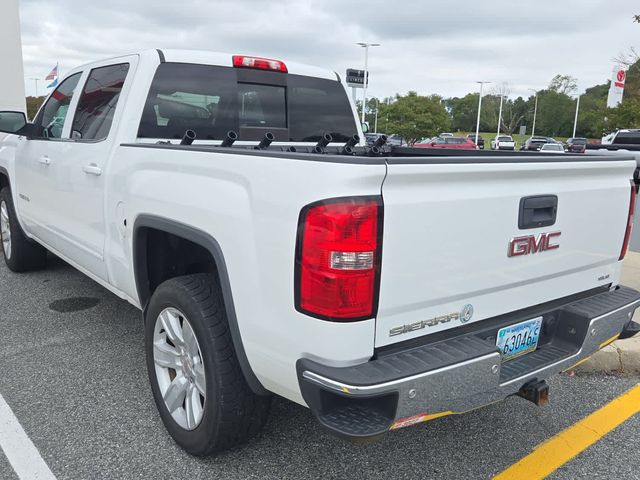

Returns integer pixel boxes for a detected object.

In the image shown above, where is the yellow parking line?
[493,384,640,480]
[599,333,620,350]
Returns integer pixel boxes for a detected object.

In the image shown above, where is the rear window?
[570,138,587,144]
[498,136,512,141]
[615,131,640,145]
[543,144,563,151]
[138,63,358,142]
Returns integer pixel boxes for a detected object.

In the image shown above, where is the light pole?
[373,98,379,133]
[357,42,380,125]
[497,94,506,138]
[528,88,538,137]
[572,95,581,138]
[474,81,491,145]
[29,77,39,97]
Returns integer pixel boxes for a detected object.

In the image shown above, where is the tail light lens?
[619,184,637,261]
[295,197,383,321]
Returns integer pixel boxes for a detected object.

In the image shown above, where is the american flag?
[45,64,58,80]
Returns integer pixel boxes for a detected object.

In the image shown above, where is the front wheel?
[0,187,47,272]
[145,273,271,455]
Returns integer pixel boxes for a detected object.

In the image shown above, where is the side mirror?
[431,142,436,147]
[361,122,369,133]
[0,111,27,134]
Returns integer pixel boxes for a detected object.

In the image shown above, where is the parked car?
[1,49,639,455]
[491,135,516,150]
[601,132,616,145]
[414,136,477,150]
[466,134,485,149]
[365,133,383,146]
[521,136,551,151]
[565,137,587,153]
[386,134,403,147]
[540,143,565,154]
[365,133,404,147]
[602,129,640,146]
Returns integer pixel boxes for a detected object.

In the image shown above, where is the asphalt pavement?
[0,254,639,480]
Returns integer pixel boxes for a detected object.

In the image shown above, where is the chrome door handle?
[82,164,102,176]
[38,156,51,165]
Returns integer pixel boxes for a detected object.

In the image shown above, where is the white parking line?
[0,394,56,480]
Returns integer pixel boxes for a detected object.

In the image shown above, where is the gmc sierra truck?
[1,49,639,456]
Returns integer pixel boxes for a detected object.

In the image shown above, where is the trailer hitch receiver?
[518,379,549,407]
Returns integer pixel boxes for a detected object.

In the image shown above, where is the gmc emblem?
[508,232,561,257]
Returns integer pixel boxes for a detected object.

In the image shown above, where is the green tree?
[623,57,640,98]
[503,97,528,135]
[382,92,450,145]
[607,97,640,130]
[445,93,479,131]
[534,90,575,137]
[548,75,578,95]
[576,83,608,138]
[26,96,45,120]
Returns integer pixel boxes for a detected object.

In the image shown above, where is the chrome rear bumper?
[297,286,640,441]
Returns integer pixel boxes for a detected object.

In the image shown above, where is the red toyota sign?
[615,70,626,88]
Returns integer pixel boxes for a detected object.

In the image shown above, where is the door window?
[72,63,130,141]
[33,73,82,139]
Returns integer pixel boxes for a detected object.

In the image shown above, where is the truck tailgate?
[376,158,636,347]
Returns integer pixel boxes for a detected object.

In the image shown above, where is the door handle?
[82,164,102,176]
[38,156,51,165]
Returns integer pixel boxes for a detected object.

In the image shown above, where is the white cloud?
[18,0,640,99]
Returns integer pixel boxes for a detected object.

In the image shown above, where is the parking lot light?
[573,95,581,138]
[357,42,380,124]
[528,88,538,137]
[497,94,506,137]
[475,81,491,145]
[373,98,379,133]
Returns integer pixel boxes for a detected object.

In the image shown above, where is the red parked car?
[414,136,477,150]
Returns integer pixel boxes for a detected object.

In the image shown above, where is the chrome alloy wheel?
[0,200,11,260]
[153,307,206,430]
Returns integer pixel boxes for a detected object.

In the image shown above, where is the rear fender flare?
[132,214,269,396]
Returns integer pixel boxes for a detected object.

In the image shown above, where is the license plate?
[496,317,542,361]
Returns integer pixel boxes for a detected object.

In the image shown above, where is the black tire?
[0,187,47,272]
[145,273,271,456]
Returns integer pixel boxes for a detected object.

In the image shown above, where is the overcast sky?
[18,0,640,100]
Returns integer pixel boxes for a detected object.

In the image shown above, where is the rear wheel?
[145,273,271,455]
[0,188,47,272]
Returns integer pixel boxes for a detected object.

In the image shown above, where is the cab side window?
[72,63,130,141]
[33,73,82,139]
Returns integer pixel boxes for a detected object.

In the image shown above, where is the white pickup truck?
[1,49,639,455]
[491,134,516,150]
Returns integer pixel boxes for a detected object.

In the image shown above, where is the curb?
[574,253,640,374]
[574,335,640,374]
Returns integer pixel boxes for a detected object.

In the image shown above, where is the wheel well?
[133,217,270,395]
[135,227,218,308]
[0,172,9,191]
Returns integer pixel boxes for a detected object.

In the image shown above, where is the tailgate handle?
[519,195,558,229]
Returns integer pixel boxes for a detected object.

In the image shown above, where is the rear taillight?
[620,184,636,261]
[232,55,287,72]
[295,197,383,321]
